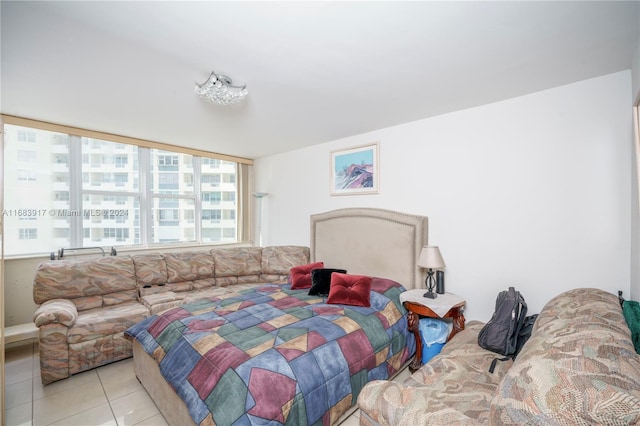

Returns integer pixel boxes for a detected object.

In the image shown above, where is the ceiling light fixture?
[194,71,248,105]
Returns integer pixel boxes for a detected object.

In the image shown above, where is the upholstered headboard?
[310,208,428,290]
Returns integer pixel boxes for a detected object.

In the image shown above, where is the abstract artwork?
[330,142,379,195]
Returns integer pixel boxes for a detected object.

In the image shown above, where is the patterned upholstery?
[261,245,310,273]
[132,254,168,286]
[165,251,215,283]
[33,246,310,384]
[33,299,78,327]
[490,288,640,424]
[358,321,510,425]
[358,288,640,425]
[212,246,262,277]
[67,302,150,344]
[33,256,136,305]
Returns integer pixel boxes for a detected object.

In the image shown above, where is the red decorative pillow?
[327,273,372,307]
[290,262,324,289]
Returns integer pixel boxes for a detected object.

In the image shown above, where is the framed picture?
[330,142,379,195]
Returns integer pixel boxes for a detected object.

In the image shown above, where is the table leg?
[449,308,466,341]
[407,311,422,372]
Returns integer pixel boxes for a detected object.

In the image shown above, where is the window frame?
[1,114,254,257]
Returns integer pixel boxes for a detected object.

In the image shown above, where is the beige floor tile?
[97,359,143,401]
[33,369,99,400]
[339,412,360,426]
[48,403,117,426]
[132,413,169,426]
[33,374,108,426]
[5,346,35,386]
[6,378,33,409]
[5,343,34,361]
[4,401,33,426]
[392,366,412,383]
[110,388,160,426]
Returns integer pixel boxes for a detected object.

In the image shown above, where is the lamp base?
[423,291,437,299]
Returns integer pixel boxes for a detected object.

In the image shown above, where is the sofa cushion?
[67,302,149,344]
[186,283,264,304]
[34,256,136,304]
[490,288,640,424]
[192,278,217,290]
[132,254,168,286]
[211,247,262,277]
[165,252,214,283]
[358,321,511,424]
[103,290,139,306]
[261,246,310,275]
[71,295,103,311]
[140,291,187,315]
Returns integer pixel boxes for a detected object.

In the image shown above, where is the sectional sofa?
[358,287,640,424]
[32,245,309,384]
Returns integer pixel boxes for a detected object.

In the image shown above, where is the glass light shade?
[195,71,248,105]
[417,246,446,269]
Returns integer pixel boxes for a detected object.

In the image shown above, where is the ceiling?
[2,1,639,160]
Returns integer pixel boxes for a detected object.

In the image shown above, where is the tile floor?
[5,340,412,426]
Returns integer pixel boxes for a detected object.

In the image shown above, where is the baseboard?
[5,323,38,344]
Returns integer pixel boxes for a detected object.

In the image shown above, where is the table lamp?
[417,246,446,299]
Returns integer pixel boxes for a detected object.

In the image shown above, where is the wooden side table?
[400,290,466,372]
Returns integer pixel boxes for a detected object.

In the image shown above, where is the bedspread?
[125,278,415,426]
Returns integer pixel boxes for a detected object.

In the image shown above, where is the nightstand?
[399,289,466,372]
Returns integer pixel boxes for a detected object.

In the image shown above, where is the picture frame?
[330,142,379,195]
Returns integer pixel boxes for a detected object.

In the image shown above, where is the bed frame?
[310,208,427,290]
[133,208,428,425]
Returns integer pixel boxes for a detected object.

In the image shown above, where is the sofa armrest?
[33,299,78,327]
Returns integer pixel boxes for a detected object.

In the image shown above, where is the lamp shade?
[417,246,446,269]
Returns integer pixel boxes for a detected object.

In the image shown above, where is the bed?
[127,208,428,425]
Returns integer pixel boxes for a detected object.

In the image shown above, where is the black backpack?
[478,287,537,373]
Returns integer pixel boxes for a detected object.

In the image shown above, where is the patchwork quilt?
[126,278,415,426]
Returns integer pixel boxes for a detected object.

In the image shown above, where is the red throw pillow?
[327,273,372,307]
[290,262,324,289]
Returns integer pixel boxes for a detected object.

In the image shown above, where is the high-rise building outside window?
[2,121,247,256]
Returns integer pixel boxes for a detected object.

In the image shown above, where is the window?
[202,192,221,203]
[202,174,221,186]
[17,170,37,182]
[202,209,221,221]
[158,155,179,166]
[3,120,250,256]
[19,228,37,239]
[202,158,221,167]
[114,173,128,186]
[54,192,70,201]
[17,150,36,162]
[17,130,36,143]
[157,173,178,188]
[159,209,179,221]
[114,155,128,168]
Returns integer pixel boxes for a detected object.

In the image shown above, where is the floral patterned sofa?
[32,245,309,384]
[358,288,640,425]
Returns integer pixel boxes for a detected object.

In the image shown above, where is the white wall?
[254,71,633,321]
[630,13,640,300]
